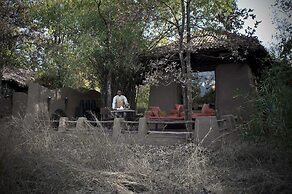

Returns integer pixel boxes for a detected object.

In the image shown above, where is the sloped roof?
[2,66,34,87]
[147,31,266,59]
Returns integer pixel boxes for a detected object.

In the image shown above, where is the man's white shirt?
[112,95,128,109]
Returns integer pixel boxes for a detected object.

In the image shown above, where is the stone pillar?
[58,117,68,132]
[221,114,236,130]
[76,117,87,129]
[138,117,148,138]
[194,116,220,147]
[113,118,123,140]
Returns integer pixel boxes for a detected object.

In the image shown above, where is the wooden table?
[111,109,136,120]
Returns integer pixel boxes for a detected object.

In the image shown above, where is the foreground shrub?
[245,61,292,143]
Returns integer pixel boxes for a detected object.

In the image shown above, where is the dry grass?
[0,117,291,194]
[212,141,292,194]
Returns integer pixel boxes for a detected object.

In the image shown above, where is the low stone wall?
[55,115,237,147]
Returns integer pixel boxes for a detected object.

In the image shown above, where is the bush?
[245,60,292,143]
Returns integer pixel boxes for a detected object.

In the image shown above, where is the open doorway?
[192,71,216,112]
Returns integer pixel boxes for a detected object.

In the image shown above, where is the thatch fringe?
[1,66,34,87]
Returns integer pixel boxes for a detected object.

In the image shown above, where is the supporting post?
[58,117,68,132]
[76,117,87,129]
[221,115,236,130]
[138,117,148,138]
[113,118,123,140]
[194,116,220,147]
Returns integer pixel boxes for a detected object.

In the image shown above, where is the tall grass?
[0,117,217,193]
[244,61,292,143]
[0,117,291,193]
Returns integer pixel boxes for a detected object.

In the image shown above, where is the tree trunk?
[106,71,112,108]
[0,72,2,96]
[179,0,188,123]
[178,0,193,131]
[105,0,112,108]
[96,0,113,108]
[100,84,106,108]
[185,0,193,126]
[127,84,136,109]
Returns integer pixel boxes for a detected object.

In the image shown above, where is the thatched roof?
[145,31,266,59]
[2,66,34,87]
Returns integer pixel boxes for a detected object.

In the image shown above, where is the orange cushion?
[175,104,184,117]
[149,106,161,117]
[152,110,160,117]
[201,104,215,114]
[175,104,183,111]
[145,111,154,118]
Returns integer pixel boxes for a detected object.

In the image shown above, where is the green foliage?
[246,61,292,142]
[9,0,261,108]
[196,89,216,104]
[0,0,27,68]
[136,84,150,109]
[244,0,292,143]
[22,0,153,104]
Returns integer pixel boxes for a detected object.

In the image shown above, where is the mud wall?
[215,63,255,119]
[26,82,101,119]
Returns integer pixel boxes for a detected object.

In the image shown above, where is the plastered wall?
[148,82,182,112]
[215,63,255,119]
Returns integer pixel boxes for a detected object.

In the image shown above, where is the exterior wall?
[26,82,101,119]
[26,82,53,119]
[50,88,101,119]
[12,92,28,117]
[215,63,255,118]
[0,96,12,118]
[148,82,182,112]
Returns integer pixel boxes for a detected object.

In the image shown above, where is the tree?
[0,0,28,96]
[24,0,158,108]
[20,0,260,112]
[274,0,292,60]
[0,0,27,69]
[243,0,292,140]
[24,0,90,89]
[144,0,258,127]
[81,0,158,107]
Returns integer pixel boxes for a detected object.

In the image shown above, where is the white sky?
[237,0,278,48]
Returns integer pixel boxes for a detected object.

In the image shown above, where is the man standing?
[112,90,128,110]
